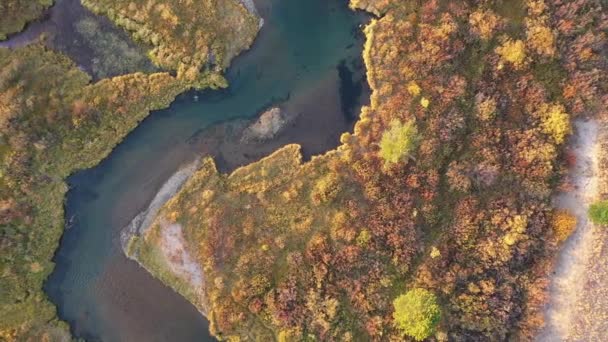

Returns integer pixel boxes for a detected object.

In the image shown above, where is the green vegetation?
[81,0,260,87]
[379,119,420,165]
[589,201,608,226]
[0,0,53,40]
[393,288,441,341]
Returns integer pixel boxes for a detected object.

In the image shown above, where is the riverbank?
[0,0,53,41]
[0,0,155,80]
[117,0,608,340]
[122,160,201,253]
[121,160,210,315]
[120,59,369,319]
[188,63,368,171]
[0,0,262,339]
[43,1,369,340]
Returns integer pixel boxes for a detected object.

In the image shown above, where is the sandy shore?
[538,119,605,340]
[120,159,209,315]
[121,160,200,256]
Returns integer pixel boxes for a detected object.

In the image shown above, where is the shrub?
[379,119,421,165]
[539,103,571,144]
[589,200,608,225]
[311,173,341,204]
[393,288,441,341]
[552,210,577,242]
[527,23,556,56]
[407,81,421,96]
[496,39,526,68]
[469,9,500,40]
[356,229,371,247]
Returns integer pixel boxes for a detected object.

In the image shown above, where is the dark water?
[44,0,368,341]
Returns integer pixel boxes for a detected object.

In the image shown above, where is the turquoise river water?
[44,0,368,341]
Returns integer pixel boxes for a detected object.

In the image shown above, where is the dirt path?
[538,119,606,341]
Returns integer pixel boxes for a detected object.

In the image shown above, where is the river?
[41,0,369,341]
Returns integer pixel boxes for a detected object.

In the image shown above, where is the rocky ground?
[241,107,294,142]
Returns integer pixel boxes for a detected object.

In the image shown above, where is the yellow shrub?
[476,96,497,122]
[407,81,421,96]
[539,103,571,144]
[553,210,577,242]
[420,97,430,108]
[496,39,526,68]
[356,229,371,247]
[379,119,421,165]
[430,246,441,259]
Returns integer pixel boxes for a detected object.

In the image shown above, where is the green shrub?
[589,200,608,225]
[393,288,441,341]
[379,119,421,165]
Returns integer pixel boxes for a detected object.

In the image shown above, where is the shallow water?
[44,0,368,341]
[0,0,154,80]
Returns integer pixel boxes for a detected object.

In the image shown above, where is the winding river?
[41,0,369,341]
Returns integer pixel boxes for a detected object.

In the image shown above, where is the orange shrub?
[552,210,577,242]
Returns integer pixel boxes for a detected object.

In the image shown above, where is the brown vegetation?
[0,0,262,338]
[133,0,608,340]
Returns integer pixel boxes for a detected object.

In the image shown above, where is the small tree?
[539,103,571,144]
[393,288,441,341]
[379,119,421,165]
[496,39,526,68]
[589,200,608,225]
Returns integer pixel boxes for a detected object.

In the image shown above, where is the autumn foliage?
[0,45,189,339]
[132,0,608,340]
[552,210,577,242]
[3,0,608,340]
[0,0,52,40]
[81,0,260,86]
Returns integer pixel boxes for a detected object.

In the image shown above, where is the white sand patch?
[121,160,200,253]
[538,120,601,341]
[158,222,204,291]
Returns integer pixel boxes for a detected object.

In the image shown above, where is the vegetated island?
[125,0,608,341]
[0,0,260,340]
